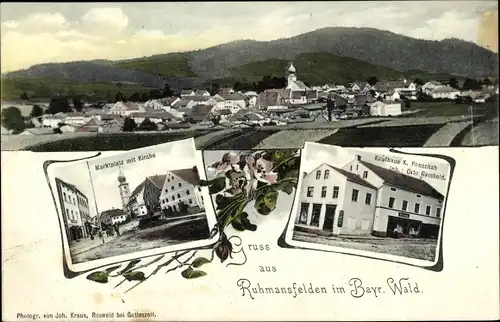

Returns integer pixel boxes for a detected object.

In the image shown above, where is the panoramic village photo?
[0,2,498,151]
[286,142,451,263]
[49,139,216,265]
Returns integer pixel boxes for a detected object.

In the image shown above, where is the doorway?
[386,216,422,237]
[323,205,337,231]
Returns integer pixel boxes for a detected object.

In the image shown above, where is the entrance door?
[323,205,337,231]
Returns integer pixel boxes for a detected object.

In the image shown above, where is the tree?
[209,83,221,96]
[20,92,29,100]
[72,96,83,111]
[463,78,482,91]
[367,76,378,86]
[482,78,492,86]
[138,118,157,131]
[162,83,173,97]
[122,117,137,132]
[2,107,26,134]
[149,89,163,100]
[115,91,125,102]
[30,105,44,118]
[140,92,150,101]
[413,78,424,86]
[326,98,335,121]
[129,92,142,102]
[47,97,71,114]
[449,77,459,89]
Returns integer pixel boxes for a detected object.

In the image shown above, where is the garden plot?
[423,120,473,147]
[194,128,243,148]
[1,132,95,151]
[359,116,467,128]
[254,129,339,149]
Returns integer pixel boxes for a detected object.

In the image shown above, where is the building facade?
[295,156,444,239]
[159,168,205,213]
[295,164,378,235]
[55,178,89,243]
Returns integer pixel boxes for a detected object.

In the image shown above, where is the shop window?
[310,204,322,227]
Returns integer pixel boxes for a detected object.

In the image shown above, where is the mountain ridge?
[2,27,497,90]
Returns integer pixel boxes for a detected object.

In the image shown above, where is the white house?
[100,209,127,226]
[369,101,402,116]
[429,86,461,100]
[421,81,444,94]
[220,93,248,114]
[195,90,211,97]
[295,163,378,235]
[180,89,196,97]
[342,155,443,238]
[108,101,146,117]
[244,91,259,107]
[65,112,92,126]
[295,155,444,239]
[129,111,177,124]
[55,178,88,243]
[42,113,66,128]
[159,168,205,213]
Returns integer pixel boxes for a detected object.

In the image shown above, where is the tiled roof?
[66,112,86,117]
[293,81,309,90]
[147,174,167,189]
[359,160,444,199]
[221,93,247,101]
[321,164,377,190]
[180,89,194,95]
[170,168,200,185]
[195,90,209,96]
[101,208,125,218]
[130,112,175,119]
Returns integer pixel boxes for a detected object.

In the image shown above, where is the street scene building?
[55,178,92,243]
[295,155,444,239]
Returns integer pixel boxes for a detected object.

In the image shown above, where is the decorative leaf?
[224,200,248,228]
[240,212,257,231]
[122,271,146,281]
[118,259,142,275]
[86,271,109,284]
[231,217,245,231]
[208,176,227,195]
[181,267,207,279]
[192,257,211,268]
[105,265,121,273]
[276,180,296,195]
[254,188,278,216]
[283,169,299,179]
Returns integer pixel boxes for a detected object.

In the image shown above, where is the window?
[350,165,352,171]
[310,204,322,227]
[167,178,170,182]
[351,189,359,202]
[426,205,431,215]
[321,186,327,198]
[316,170,321,180]
[436,207,441,218]
[365,193,372,205]
[307,187,314,197]
[198,187,201,191]
[166,198,169,202]
[414,203,420,214]
[63,193,67,202]
[73,197,76,205]
[177,193,181,198]
[390,187,396,191]
[186,190,190,196]
[324,170,330,179]
[362,171,368,179]
[172,196,176,201]
[438,200,442,204]
[178,183,182,187]
[189,199,193,204]
[161,200,165,204]
[165,189,168,193]
[388,197,395,208]
[402,200,408,211]
[416,194,421,198]
[332,186,339,199]
[356,165,359,170]
[171,186,174,190]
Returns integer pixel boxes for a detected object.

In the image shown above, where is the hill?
[1,27,497,93]
[227,53,454,85]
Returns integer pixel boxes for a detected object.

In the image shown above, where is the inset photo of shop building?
[289,143,450,262]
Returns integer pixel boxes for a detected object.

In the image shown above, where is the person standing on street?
[114,223,121,237]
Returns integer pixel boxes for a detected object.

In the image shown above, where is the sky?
[302,143,451,196]
[53,139,200,217]
[0,1,498,73]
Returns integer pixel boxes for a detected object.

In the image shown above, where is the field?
[113,53,197,77]
[1,77,156,101]
[318,124,445,147]
[202,129,280,149]
[460,119,499,146]
[409,101,498,118]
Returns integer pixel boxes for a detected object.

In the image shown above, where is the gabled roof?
[195,90,209,96]
[147,174,167,189]
[221,93,247,101]
[129,181,145,198]
[359,160,444,199]
[180,89,195,95]
[170,168,200,185]
[101,208,125,218]
[313,164,377,190]
[189,95,212,102]
[430,86,460,93]
[293,81,309,90]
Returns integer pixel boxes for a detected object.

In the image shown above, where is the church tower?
[286,62,297,86]
[117,167,130,213]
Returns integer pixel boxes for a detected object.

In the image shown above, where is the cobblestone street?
[72,214,210,263]
[293,231,438,261]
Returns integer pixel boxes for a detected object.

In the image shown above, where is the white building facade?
[159,169,205,213]
[55,178,88,243]
[370,101,402,116]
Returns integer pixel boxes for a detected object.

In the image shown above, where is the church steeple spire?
[286,61,297,86]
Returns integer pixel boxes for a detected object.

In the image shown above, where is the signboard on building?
[337,210,344,227]
[398,212,410,219]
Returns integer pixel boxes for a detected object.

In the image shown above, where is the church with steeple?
[283,62,318,105]
[117,167,131,215]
